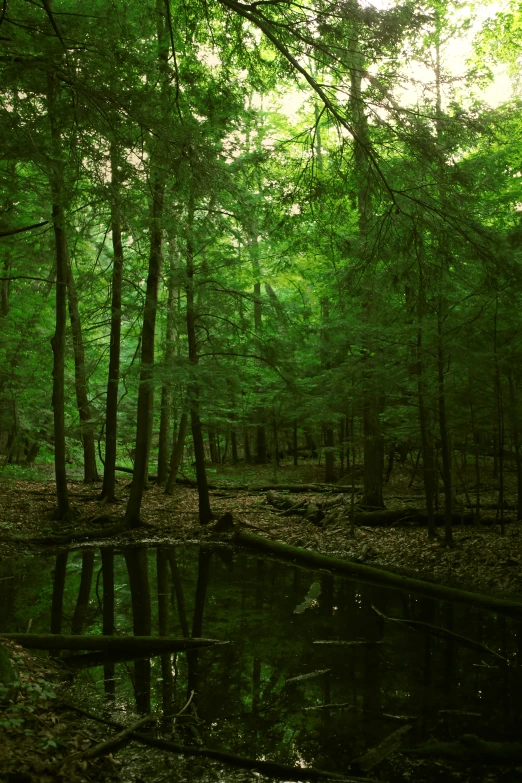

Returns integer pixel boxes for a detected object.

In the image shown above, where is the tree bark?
[157,253,177,484]
[47,68,71,519]
[66,262,100,482]
[186,192,212,524]
[71,551,95,634]
[101,143,124,502]
[165,411,188,495]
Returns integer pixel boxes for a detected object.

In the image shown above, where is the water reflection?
[1,543,521,776]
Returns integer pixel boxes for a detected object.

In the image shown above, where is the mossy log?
[233,530,522,617]
[408,734,522,764]
[0,634,227,652]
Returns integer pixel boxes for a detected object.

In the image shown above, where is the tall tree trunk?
[437,314,453,546]
[47,68,71,519]
[101,547,115,699]
[417,315,436,538]
[509,373,522,521]
[157,253,177,484]
[50,552,68,635]
[66,262,100,482]
[186,192,212,524]
[124,0,168,526]
[349,45,384,509]
[165,411,188,495]
[71,551,95,634]
[101,143,124,502]
[124,546,152,714]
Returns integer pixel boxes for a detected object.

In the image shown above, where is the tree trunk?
[124,0,168,527]
[67,262,100,482]
[71,551,95,635]
[157,255,177,484]
[101,143,124,502]
[165,412,188,495]
[509,373,522,521]
[186,192,212,524]
[256,424,267,464]
[231,429,238,464]
[324,426,335,483]
[417,326,436,538]
[437,315,453,546]
[47,68,71,519]
[51,552,68,635]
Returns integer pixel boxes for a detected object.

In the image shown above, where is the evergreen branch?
[217,0,398,208]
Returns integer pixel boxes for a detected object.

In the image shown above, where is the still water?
[1,544,521,781]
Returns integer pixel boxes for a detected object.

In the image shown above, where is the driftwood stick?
[371,605,507,661]
[60,714,154,765]
[60,703,377,783]
[0,634,228,653]
[233,530,522,618]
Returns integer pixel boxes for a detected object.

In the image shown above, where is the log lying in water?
[407,735,522,764]
[0,634,228,652]
[233,530,522,617]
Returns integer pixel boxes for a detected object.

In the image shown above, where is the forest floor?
[0,457,521,599]
[1,458,522,783]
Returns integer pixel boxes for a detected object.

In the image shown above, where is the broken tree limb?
[60,703,378,783]
[60,714,154,765]
[233,530,522,618]
[0,634,228,653]
[350,725,412,772]
[371,606,507,661]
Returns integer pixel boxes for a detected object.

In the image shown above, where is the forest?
[2,0,522,780]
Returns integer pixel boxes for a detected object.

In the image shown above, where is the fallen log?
[233,530,522,618]
[350,725,411,773]
[371,606,507,661]
[61,703,376,783]
[0,634,228,652]
[407,735,522,764]
[251,483,360,493]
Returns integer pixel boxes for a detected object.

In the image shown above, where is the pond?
[1,543,521,782]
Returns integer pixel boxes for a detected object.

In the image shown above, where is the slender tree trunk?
[124,174,164,526]
[47,68,70,519]
[231,430,238,464]
[349,47,384,508]
[157,255,177,484]
[101,547,115,699]
[124,0,168,527]
[71,551,95,634]
[494,298,505,535]
[293,420,298,467]
[509,373,522,521]
[165,412,188,495]
[50,552,68,635]
[101,143,124,502]
[124,546,152,714]
[186,193,212,524]
[66,262,100,482]
[417,326,436,538]
[437,315,453,546]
